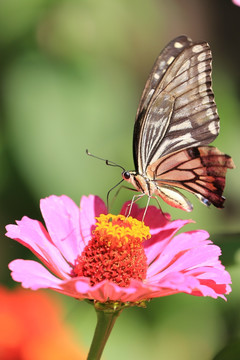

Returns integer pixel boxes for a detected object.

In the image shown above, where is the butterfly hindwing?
[147,146,235,210]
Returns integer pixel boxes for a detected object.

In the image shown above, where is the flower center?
[73,214,150,287]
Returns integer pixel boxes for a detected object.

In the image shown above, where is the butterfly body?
[123,35,235,211]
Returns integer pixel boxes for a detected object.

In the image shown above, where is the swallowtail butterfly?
[122,35,235,211]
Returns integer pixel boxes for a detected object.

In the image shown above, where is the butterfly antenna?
[86,149,126,210]
[86,149,125,171]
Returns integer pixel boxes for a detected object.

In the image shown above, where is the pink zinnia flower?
[5,195,231,303]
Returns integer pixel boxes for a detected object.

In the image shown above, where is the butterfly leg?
[126,193,146,217]
[142,195,151,221]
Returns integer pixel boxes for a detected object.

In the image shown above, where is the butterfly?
[121,35,235,212]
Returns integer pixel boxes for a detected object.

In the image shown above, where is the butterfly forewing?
[155,43,219,158]
[135,36,193,121]
[133,36,194,172]
[134,36,220,174]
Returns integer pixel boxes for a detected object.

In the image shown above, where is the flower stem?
[87,307,122,360]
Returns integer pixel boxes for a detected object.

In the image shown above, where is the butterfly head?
[122,170,140,188]
[122,170,153,196]
[122,170,135,183]
[122,171,131,180]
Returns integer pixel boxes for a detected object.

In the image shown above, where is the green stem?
[87,307,122,360]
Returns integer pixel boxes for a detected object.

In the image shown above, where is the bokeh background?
[0,0,240,359]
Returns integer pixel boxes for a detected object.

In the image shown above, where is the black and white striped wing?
[133,35,219,174]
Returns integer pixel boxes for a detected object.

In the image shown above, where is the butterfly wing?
[146,146,235,211]
[133,35,219,174]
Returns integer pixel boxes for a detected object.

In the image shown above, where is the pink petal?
[73,278,158,302]
[144,269,230,300]
[189,267,232,300]
[147,271,200,294]
[147,230,211,277]
[192,266,231,283]
[79,195,107,243]
[9,259,64,290]
[191,281,231,300]
[40,195,82,264]
[144,218,191,264]
[6,217,72,278]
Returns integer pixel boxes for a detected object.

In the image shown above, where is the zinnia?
[5,194,231,303]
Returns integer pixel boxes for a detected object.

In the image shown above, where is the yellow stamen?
[94,214,151,247]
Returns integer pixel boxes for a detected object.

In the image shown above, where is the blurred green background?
[0,0,240,359]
